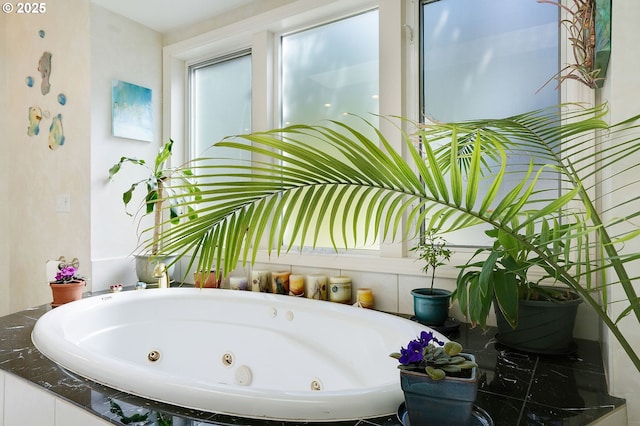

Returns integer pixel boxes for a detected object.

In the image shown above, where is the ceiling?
[91,0,259,33]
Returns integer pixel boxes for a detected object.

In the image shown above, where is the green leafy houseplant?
[148,103,640,372]
[108,140,200,256]
[456,226,584,353]
[455,226,581,329]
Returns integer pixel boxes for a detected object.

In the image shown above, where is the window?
[189,52,252,177]
[420,0,560,246]
[280,10,379,250]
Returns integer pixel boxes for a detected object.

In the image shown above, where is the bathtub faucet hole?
[222,352,234,366]
[147,350,160,362]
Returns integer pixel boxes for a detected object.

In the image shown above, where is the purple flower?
[395,330,446,366]
[54,266,78,283]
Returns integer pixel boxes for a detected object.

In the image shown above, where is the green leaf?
[425,366,446,380]
[493,269,519,328]
[444,341,462,356]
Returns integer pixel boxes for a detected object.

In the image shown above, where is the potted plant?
[410,230,453,326]
[145,103,640,373]
[108,140,200,283]
[455,227,583,354]
[390,331,478,425]
[49,259,86,307]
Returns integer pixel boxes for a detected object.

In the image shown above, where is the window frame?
[162,0,583,277]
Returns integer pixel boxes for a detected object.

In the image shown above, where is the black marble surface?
[0,296,625,426]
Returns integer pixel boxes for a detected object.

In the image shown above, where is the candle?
[289,274,305,296]
[356,288,374,309]
[305,274,327,300]
[251,270,270,292]
[329,276,352,304]
[271,271,290,294]
[229,276,248,290]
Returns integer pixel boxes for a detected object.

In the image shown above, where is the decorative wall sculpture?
[25,29,67,150]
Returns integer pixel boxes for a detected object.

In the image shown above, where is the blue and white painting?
[112,80,153,142]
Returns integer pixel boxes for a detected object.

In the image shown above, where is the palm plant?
[148,103,640,372]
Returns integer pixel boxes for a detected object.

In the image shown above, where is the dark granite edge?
[0,292,627,426]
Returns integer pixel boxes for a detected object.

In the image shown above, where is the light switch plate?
[56,193,71,212]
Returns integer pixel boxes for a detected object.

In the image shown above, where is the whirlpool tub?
[31,288,442,422]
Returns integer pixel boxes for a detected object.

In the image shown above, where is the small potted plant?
[108,140,201,283]
[409,229,453,325]
[49,259,86,307]
[390,330,478,425]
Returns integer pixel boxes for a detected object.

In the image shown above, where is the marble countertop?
[0,292,626,425]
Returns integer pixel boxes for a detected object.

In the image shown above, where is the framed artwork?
[111,80,153,142]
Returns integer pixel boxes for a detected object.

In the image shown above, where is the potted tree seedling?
[409,229,453,326]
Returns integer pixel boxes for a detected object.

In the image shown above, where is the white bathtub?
[32,288,443,422]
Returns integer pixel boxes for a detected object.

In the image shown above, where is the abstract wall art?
[111,80,153,142]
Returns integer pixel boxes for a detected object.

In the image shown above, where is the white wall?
[3,0,91,313]
[89,5,163,291]
[0,12,9,316]
[601,1,640,424]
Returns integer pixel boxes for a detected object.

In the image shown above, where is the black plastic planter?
[494,290,583,354]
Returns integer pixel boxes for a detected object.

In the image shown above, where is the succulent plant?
[390,331,477,380]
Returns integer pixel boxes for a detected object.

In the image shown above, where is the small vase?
[400,354,478,426]
[49,280,85,307]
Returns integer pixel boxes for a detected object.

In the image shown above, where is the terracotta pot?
[194,270,222,288]
[49,280,85,307]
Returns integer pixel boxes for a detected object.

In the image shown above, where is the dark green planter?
[400,354,478,426]
[495,290,583,354]
[411,288,451,325]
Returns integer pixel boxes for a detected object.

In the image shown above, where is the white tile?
[342,269,398,312]
[4,374,54,426]
[399,274,424,315]
[55,399,111,426]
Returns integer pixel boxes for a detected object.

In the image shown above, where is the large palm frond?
[149,103,640,372]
